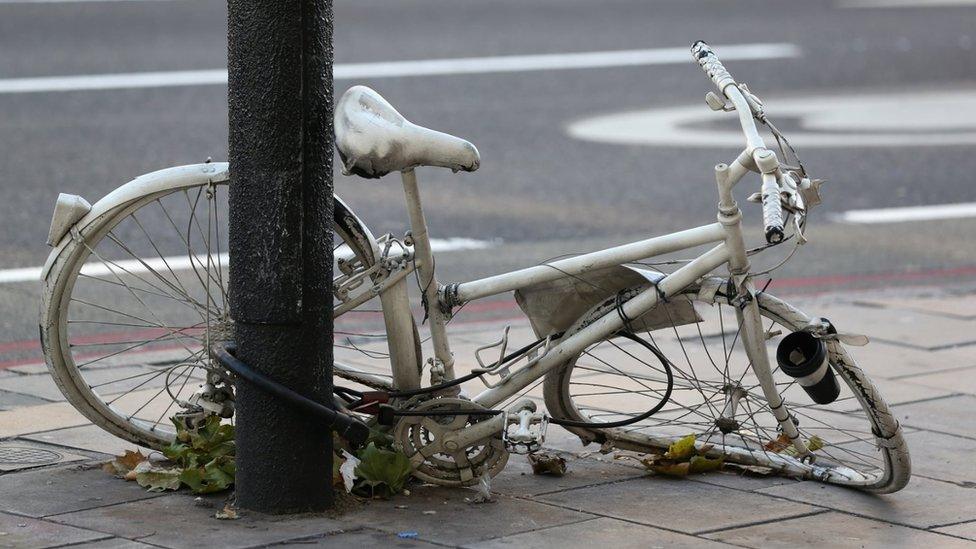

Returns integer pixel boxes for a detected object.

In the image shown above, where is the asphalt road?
[2,0,976,352]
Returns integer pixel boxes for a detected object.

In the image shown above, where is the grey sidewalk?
[1,286,975,548]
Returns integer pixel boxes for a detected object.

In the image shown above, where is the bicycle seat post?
[401,168,457,384]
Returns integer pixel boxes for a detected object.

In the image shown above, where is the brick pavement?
[0,286,974,548]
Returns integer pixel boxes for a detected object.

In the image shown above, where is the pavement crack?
[694,509,830,535]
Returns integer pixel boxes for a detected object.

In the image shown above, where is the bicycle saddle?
[335,85,480,179]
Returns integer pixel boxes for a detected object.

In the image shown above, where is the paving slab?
[274,527,442,547]
[893,395,976,438]
[845,342,976,379]
[0,511,108,549]
[902,429,976,486]
[900,365,976,395]
[860,294,976,320]
[838,376,953,412]
[488,451,645,497]
[4,363,50,375]
[936,521,976,541]
[464,516,734,549]
[62,538,158,549]
[0,367,175,403]
[52,494,346,549]
[0,401,89,438]
[0,465,160,518]
[0,388,51,410]
[758,476,976,529]
[705,510,976,548]
[537,476,820,535]
[0,373,70,401]
[810,304,975,349]
[23,425,151,458]
[689,469,802,492]
[341,485,594,546]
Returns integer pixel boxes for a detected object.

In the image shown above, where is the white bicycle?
[40,42,910,492]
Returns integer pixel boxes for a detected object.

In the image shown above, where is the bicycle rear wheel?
[543,280,910,492]
[41,179,386,449]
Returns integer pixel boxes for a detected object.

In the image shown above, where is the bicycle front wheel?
[543,280,910,492]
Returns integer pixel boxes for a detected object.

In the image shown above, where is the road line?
[569,89,976,148]
[838,0,976,7]
[831,202,976,224]
[0,237,495,284]
[0,0,174,3]
[0,43,800,94]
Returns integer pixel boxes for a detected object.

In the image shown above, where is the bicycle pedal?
[503,408,549,455]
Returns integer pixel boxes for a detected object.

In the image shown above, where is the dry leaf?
[724,463,775,477]
[527,453,567,476]
[651,460,691,477]
[104,449,149,479]
[215,504,239,520]
[763,433,792,453]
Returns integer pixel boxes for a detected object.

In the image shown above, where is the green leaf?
[158,416,236,493]
[353,442,412,498]
[688,455,724,474]
[162,442,189,463]
[665,435,697,460]
[364,429,396,450]
[135,465,183,492]
[198,458,235,493]
[179,467,205,492]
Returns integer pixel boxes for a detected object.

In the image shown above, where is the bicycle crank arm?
[436,399,537,454]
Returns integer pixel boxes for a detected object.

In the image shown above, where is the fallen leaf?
[134,462,183,492]
[527,453,567,476]
[215,504,239,520]
[724,463,775,477]
[651,460,691,477]
[354,442,412,498]
[764,433,792,453]
[103,450,148,478]
[665,435,697,460]
[688,455,724,474]
[118,450,148,471]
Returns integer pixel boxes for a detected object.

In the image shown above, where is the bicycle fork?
[717,174,809,457]
[735,283,809,457]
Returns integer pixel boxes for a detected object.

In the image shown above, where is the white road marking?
[568,89,976,148]
[0,238,496,284]
[831,202,976,224]
[838,0,976,7]
[0,0,174,3]
[0,43,800,94]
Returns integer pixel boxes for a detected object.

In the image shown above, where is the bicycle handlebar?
[691,40,785,245]
[691,40,737,92]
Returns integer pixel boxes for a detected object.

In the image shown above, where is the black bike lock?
[776,331,840,405]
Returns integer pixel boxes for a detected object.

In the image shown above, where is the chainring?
[393,397,509,487]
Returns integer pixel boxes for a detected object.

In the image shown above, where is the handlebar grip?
[691,40,737,92]
[761,173,786,244]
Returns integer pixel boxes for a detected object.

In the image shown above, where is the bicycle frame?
[387,144,808,455]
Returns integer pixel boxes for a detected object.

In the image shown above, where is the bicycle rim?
[543,283,909,492]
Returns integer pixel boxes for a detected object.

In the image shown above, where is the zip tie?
[614,289,636,333]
